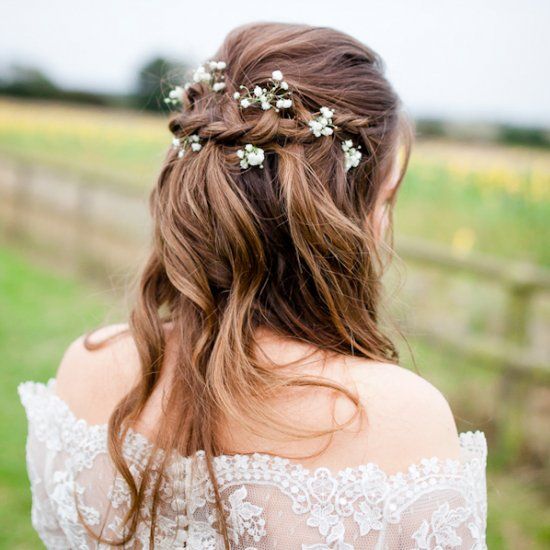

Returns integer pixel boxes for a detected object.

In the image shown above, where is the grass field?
[1,246,549,548]
[0,248,111,548]
[1,97,549,266]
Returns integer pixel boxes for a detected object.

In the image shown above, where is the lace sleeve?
[20,382,72,548]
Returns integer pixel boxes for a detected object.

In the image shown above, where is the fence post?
[494,269,536,465]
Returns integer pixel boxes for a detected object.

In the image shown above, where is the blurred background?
[1,0,549,547]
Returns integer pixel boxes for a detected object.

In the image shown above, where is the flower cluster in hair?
[164,86,185,106]
[309,107,337,137]
[164,60,227,106]
[165,61,364,173]
[192,60,227,92]
[237,144,265,169]
[341,140,362,172]
[233,70,292,112]
[172,134,202,158]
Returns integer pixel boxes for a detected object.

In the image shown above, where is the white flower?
[169,86,184,100]
[189,133,202,152]
[237,144,265,169]
[172,134,202,158]
[341,139,362,172]
[235,72,291,113]
[208,60,226,71]
[164,86,185,105]
[247,151,264,165]
[309,107,336,138]
[193,66,212,83]
[308,121,322,137]
[190,60,227,92]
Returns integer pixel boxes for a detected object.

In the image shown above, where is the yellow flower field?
[1,97,548,265]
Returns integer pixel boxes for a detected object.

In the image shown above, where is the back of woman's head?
[104,22,411,548]
[151,21,409,356]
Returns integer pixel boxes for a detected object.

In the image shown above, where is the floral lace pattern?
[18,379,488,549]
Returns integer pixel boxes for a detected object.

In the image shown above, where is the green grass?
[396,158,550,266]
[1,246,549,548]
[0,248,109,548]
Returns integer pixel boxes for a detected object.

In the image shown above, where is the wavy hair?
[86,22,412,548]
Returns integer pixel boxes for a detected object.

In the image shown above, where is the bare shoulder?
[54,323,141,424]
[342,358,462,470]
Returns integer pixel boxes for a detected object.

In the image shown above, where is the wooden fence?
[1,156,549,466]
[396,238,550,464]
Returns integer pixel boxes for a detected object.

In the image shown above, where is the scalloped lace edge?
[18,378,487,482]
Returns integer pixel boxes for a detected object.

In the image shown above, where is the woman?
[19,22,487,549]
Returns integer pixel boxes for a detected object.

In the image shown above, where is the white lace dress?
[18,379,488,549]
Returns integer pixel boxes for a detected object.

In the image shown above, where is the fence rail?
[1,156,549,466]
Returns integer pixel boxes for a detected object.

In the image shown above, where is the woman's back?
[19,22,488,548]
[19,325,487,548]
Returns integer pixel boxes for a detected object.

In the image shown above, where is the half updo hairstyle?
[88,21,412,549]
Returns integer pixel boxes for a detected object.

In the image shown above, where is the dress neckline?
[18,378,487,483]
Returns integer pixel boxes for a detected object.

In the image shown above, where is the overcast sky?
[2,0,549,126]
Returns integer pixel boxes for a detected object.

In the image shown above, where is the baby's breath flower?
[308,107,337,138]
[341,139,362,172]
[191,60,227,92]
[237,144,265,169]
[208,60,226,71]
[164,59,228,106]
[235,69,292,113]
[172,134,202,158]
[164,86,185,106]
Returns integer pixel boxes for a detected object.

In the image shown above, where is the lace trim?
[18,378,487,483]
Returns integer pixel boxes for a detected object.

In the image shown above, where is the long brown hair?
[88,22,411,548]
